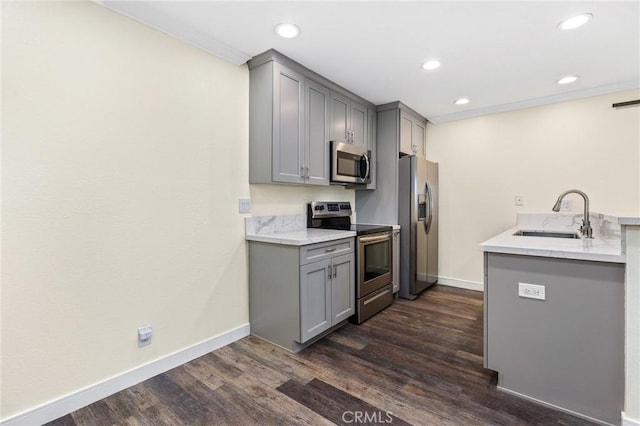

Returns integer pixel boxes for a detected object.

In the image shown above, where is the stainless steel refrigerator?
[398,156,438,300]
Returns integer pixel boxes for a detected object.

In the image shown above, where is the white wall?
[1,2,356,420]
[1,1,254,419]
[426,89,640,285]
[251,184,354,217]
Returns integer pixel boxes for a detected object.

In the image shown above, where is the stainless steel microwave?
[330,141,371,185]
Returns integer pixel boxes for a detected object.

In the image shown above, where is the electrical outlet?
[560,199,572,211]
[238,198,251,214]
[138,325,153,347]
[518,283,546,300]
[515,195,524,206]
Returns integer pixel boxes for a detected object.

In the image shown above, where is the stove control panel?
[308,201,352,218]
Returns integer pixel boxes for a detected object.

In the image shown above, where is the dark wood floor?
[48,285,594,425]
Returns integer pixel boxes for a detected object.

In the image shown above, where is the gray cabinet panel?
[300,260,332,342]
[331,253,355,323]
[304,79,330,185]
[414,120,425,156]
[350,100,367,146]
[330,91,349,142]
[273,63,304,184]
[485,253,624,425]
[400,112,413,155]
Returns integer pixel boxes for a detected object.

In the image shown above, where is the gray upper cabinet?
[248,50,376,187]
[330,91,367,146]
[399,108,426,156]
[272,63,305,184]
[304,79,330,185]
[250,61,327,185]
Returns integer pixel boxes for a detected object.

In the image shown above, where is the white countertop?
[246,228,356,246]
[481,213,625,263]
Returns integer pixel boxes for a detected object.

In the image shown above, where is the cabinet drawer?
[300,238,354,265]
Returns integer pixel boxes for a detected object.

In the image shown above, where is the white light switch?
[515,195,524,206]
[518,282,546,300]
[238,198,251,214]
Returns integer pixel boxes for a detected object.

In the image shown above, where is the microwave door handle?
[361,153,370,183]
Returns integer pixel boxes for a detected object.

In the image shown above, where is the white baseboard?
[623,412,640,426]
[437,276,484,292]
[1,323,251,426]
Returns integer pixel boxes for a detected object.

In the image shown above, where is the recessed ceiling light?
[455,98,470,105]
[558,13,593,30]
[422,60,441,70]
[274,23,301,39]
[557,75,579,85]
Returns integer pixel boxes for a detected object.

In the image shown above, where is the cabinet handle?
[328,267,332,280]
[325,247,336,252]
[305,166,310,179]
[300,165,305,178]
[333,265,337,278]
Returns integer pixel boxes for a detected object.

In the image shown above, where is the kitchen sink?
[513,230,581,239]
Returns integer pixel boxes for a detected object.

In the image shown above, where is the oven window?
[364,239,391,282]
[337,151,360,177]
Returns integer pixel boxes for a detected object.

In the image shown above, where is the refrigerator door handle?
[425,180,434,234]
[423,183,430,233]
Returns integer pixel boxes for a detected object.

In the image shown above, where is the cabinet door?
[414,120,426,156]
[304,79,330,186]
[331,254,355,324]
[399,112,414,155]
[350,100,367,146]
[300,259,332,342]
[330,91,350,142]
[272,63,304,184]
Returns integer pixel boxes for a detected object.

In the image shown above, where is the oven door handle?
[358,233,391,244]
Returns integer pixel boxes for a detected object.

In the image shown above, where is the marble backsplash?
[245,214,307,235]
[517,212,621,240]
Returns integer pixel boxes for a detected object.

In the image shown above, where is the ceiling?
[101,1,640,123]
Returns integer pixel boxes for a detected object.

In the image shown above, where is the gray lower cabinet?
[249,238,355,352]
[484,252,624,425]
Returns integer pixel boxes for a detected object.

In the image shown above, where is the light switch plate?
[515,195,524,206]
[238,198,251,214]
[518,282,546,300]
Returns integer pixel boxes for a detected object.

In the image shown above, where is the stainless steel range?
[307,201,393,323]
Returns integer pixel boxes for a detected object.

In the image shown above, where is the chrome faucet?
[552,189,593,238]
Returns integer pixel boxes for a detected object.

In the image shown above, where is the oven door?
[358,232,393,297]
[331,141,371,184]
